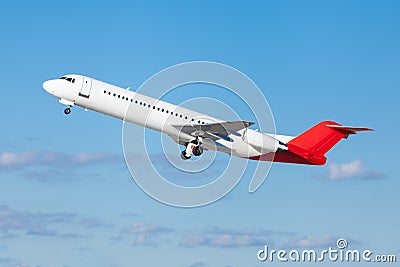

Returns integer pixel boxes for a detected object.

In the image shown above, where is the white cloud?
[26,227,57,237]
[180,235,208,247]
[180,228,265,248]
[0,151,37,166]
[122,222,169,234]
[61,233,86,239]
[5,264,29,267]
[328,160,383,180]
[0,150,120,169]
[79,218,113,229]
[287,235,336,248]
[0,205,75,238]
[73,152,117,163]
[188,262,206,267]
[209,234,235,247]
[122,222,172,246]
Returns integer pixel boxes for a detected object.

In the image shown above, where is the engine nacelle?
[242,130,278,154]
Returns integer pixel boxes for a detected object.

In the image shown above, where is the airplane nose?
[42,80,53,93]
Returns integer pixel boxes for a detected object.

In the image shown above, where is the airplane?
[42,74,373,165]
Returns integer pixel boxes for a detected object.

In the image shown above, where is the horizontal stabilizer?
[326,125,374,134]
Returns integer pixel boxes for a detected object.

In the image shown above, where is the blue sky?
[0,1,399,266]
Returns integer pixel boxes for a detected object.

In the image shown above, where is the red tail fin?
[286,121,372,165]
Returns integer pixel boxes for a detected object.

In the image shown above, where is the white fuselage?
[43,74,293,159]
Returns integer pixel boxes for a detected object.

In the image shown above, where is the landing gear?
[59,99,74,115]
[181,137,203,160]
[181,150,191,160]
[192,145,203,156]
[64,107,71,115]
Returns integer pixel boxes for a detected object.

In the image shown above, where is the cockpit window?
[59,76,75,83]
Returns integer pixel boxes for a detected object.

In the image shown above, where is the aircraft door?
[79,77,92,98]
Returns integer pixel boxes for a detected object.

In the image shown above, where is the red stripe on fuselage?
[247,150,326,165]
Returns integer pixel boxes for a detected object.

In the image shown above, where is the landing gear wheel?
[192,146,203,156]
[64,107,71,115]
[181,150,191,160]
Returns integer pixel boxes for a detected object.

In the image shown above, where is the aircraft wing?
[172,120,254,140]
